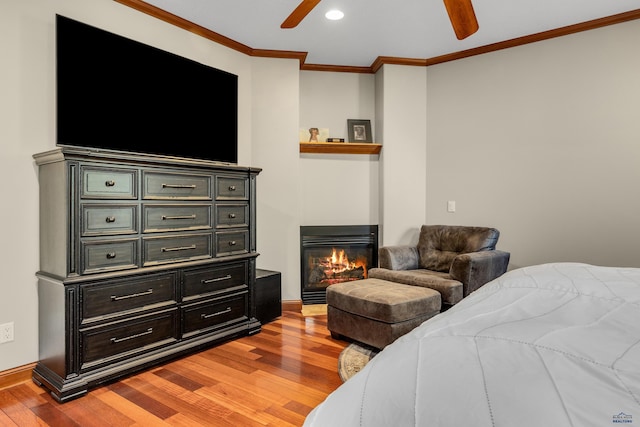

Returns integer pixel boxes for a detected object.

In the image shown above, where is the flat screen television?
[56,15,238,164]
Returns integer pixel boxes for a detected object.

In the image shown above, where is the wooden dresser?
[32,147,261,402]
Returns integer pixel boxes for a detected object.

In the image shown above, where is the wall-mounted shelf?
[300,142,382,155]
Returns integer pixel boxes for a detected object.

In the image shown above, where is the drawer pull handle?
[201,274,232,284]
[228,213,236,219]
[228,185,236,191]
[161,244,197,252]
[111,289,153,301]
[201,307,231,319]
[162,183,197,189]
[110,328,153,344]
[105,180,116,187]
[228,241,237,246]
[105,216,116,223]
[161,214,196,221]
[106,252,117,259]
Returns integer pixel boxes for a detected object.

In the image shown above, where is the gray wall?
[425,21,640,269]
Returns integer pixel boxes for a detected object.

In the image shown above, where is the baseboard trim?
[282,300,302,313]
[0,362,36,390]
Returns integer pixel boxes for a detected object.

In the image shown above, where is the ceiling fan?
[281,0,479,40]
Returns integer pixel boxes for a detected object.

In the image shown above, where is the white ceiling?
[141,0,640,68]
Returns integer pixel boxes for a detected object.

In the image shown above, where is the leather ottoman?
[327,278,441,350]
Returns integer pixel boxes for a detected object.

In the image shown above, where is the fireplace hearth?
[300,225,378,305]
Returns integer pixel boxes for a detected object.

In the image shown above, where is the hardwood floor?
[0,312,347,426]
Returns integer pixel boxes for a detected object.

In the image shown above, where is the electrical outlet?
[0,322,14,343]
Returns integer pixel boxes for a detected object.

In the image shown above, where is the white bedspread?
[304,263,640,426]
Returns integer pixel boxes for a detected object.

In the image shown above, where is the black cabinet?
[255,269,281,323]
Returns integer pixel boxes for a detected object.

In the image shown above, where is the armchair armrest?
[449,250,511,296]
[378,245,419,270]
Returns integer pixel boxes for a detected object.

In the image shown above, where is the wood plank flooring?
[0,312,347,426]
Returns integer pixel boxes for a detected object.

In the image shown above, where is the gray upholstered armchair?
[368,225,510,309]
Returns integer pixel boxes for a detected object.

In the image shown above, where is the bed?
[304,263,640,426]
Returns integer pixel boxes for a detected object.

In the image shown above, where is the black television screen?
[56,15,238,164]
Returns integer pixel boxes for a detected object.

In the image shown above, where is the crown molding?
[300,63,374,74]
[421,8,640,69]
[370,57,428,73]
[114,0,255,55]
[115,1,640,73]
[251,48,308,63]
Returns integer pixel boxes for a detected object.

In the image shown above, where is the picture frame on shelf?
[347,119,372,143]
[300,127,329,143]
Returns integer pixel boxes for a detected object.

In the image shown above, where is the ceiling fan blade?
[443,0,479,40]
[281,0,322,29]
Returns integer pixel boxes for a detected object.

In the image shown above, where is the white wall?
[298,71,378,228]
[377,65,428,246]
[0,0,380,370]
[425,20,640,269]
[299,71,376,140]
[251,58,302,301]
[0,0,254,372]
[276,71,379,300]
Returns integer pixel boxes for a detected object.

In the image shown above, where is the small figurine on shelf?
[300,128,329,143]
[308,127,319,142]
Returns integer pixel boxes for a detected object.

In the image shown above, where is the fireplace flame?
[309,248,367,285]
[330,248,352,271]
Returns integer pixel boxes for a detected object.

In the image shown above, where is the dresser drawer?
[215,175,248,200]
[143,233,211,266]
[80,308,179,369]
[81,238,138,274]
[143,171,211,200]
[143,204,212,232]
[182,293,248,338]
[215,230,249,256]
[81,166,137,199]
[182,262,248,300]
[215,204,248,229]
[81,204,138,236]
[81,272,178,323]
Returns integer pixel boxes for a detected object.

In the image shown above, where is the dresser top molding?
[33,146,262,175]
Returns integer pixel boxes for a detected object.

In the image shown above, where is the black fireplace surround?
[300,225,378,305]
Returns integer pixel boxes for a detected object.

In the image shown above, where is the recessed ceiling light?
[325,10,344,21]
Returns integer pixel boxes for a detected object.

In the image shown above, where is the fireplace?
[300,225,378,305]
